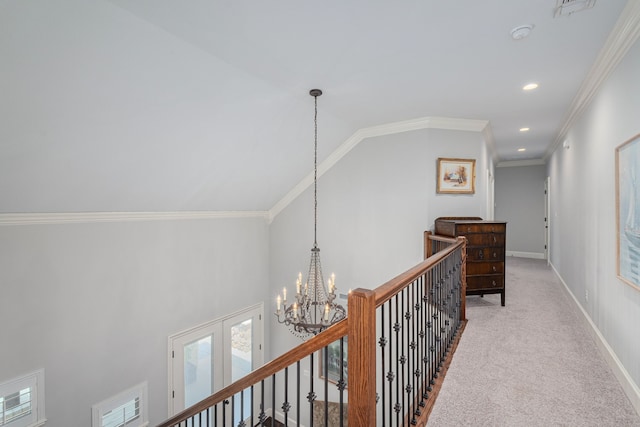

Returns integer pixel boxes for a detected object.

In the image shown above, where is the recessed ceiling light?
[520,127,530,132]
[518,148,526,152]
[523,83,539,91]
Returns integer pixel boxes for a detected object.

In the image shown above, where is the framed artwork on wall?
[436,158,476,194]
[616,133,640,291]
[319,337,347,387]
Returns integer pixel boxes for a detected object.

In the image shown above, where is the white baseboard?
[550,263,640,417]
[506,251,545,259]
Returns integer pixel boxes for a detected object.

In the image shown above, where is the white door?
[170,321,223,416]
[169,304,264,423]
[224,310,262,425]
[545,177,551,263]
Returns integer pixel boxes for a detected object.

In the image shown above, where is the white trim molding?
[2,115,491,226]
[269,116,490,222]
[547,0,640,159]
[506,251,545,259]
[551,263,640,416]
[0,211,270,226]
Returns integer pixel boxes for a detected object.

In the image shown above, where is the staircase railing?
[158,234,466,427]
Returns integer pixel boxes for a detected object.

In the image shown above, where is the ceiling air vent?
[554,0,596,17]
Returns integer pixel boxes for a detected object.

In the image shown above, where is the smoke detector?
[554,0,596,17]
[511,25,534,40]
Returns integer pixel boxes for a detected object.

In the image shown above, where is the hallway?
[427,257,640,426]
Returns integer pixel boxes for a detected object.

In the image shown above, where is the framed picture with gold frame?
[437,158,476,194]
[616,133,640,291]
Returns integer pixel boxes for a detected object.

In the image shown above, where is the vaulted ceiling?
[0,0,633,213]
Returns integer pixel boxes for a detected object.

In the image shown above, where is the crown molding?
[0,211,270,226]
[268,116,490,222]
[546,1,640,159]
[4,116,490,226]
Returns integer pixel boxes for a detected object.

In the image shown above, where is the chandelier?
[274,89,347,339]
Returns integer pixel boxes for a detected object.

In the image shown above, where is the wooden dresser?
[434,217,507,306]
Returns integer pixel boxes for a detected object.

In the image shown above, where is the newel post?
[348,288,377,426]
[459,236,467,321]
[424,231,433,259]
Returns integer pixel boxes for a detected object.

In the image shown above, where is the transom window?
[92,382,148,427]
[0,369,45,427]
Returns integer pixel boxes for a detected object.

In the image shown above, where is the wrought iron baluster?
[308,353,316,427]
[387,299,394,427]
[394,293,401,426]
[400,286,405,424]
[259,380,266,426]
[283,367,289,427]
[271,374,276,427]
[380,304,386,426]
[296,361,301,426]
[323,345,329,427]
[339,336,346,427]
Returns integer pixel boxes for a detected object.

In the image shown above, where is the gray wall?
[495,164,547,257]
[269,127,491,357]
[0,124,492,426]
[548,36,640,401]
[0,217,269,426]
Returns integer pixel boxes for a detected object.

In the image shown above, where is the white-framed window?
[0,369,46,427]
[92,382,148,427]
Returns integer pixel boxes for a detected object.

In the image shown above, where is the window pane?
[184,335,213,408]
[1,388,32,425]
[101,397,139,427]
[231,319,252,424]
[231,319,253,380]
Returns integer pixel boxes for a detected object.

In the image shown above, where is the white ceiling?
[0,0,633,213]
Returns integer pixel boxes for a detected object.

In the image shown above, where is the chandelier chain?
[313,93,318,247]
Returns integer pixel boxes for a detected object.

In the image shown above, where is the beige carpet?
[427,257,640,426]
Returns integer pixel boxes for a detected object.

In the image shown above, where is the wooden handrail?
[423,230,458,258]
[157,321,347,427]
[376,236,465,308]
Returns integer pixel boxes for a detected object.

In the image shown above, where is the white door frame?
[167,303,264,417]
[486,168,495,220]
[545,176,551,264]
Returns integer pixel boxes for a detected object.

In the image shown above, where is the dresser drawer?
[467,248,504,262]
[467,275,504,291]
[464,233,505,247]
[455,223,506,234]
[466,262,504,275]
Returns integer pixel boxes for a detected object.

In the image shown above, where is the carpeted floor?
[427,257,640,426]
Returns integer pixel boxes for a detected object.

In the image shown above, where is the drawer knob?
[493,236,497,243]
[492,280,497,287]
[493,252,497,258]
[467,227,472,232]
[478,250,484,259]
[492,266,496,272]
